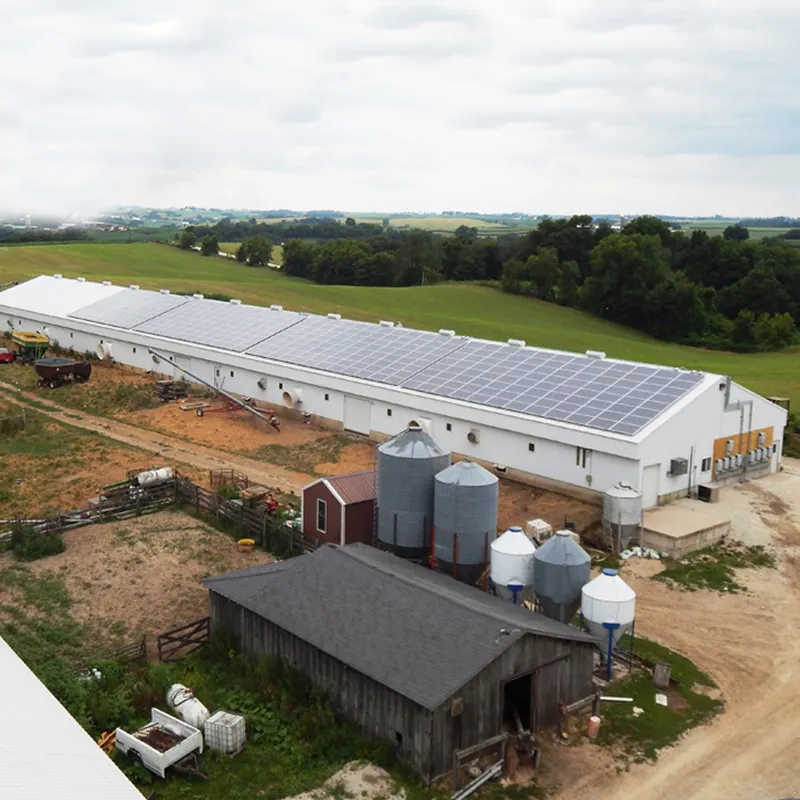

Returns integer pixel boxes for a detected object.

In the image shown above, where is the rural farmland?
[2,242,799,408]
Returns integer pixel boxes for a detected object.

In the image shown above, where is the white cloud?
[1,0,798,216]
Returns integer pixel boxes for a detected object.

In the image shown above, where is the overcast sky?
[2,0,799,217]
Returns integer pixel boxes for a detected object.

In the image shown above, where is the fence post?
[262,513,268,550]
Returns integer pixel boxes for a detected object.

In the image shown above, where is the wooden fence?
[71,636,147,674]
[157,617,210,663]
[209,469,249,490]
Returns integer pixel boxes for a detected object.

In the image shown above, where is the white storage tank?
[166,684,209,730]
[581,568,636,665]
[490,526,535,603]
[603,482,643,551]
[136,467,174,487]
[204,711,246,754]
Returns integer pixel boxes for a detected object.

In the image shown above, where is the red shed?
[301,470,376,546]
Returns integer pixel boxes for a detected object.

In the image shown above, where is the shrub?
[10,525,65,561]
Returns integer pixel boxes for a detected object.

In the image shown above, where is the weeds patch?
[251,435,354,476]
[653,540,775,593]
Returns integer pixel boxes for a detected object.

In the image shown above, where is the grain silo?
[532,531,591,624]
[433,460,499,584]
[603,482,643,552]
[376,422,451,561]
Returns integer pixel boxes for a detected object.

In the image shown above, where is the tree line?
[0,227,90,243]
[185,216,384,242]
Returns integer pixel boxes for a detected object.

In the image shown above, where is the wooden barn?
[300,470,375,546]
[204,544,598,781]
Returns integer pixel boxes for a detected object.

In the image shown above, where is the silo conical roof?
[534,530,591,566]
[378,427,447,459]
[435,460,498,487]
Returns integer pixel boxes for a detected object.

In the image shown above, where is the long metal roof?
[0,275,713,437]
[0,634,142,799]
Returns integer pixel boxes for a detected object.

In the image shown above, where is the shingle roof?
[203,544,597,711]
[325,471,376,505]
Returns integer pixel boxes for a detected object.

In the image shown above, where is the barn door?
[642,463,660,508]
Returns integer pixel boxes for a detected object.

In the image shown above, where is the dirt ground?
[541,459,800,800]
[19,510,271,650]
[286,761,405,800]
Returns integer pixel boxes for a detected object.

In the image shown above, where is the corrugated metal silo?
[376,423,451,560]
[433,460,499,584]
[532,530,591,624]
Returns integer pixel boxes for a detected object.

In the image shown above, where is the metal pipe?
[603,622,620,681]
[147,347,280,429]
[687,445,694,498]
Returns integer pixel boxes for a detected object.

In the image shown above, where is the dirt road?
[0,380,310,493]
[552,462,800,800]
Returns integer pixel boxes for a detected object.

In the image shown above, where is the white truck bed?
[115,708,203,779]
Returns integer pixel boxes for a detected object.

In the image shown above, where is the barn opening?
[502,671,533,731]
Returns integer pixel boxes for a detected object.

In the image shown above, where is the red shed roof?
[322,470,376,506]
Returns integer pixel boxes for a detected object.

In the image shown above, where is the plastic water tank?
[433,461,498,585]
[581,569,636,661]
[376,424,451,560]
[166,684,209,729]
[136,467,174,487]
[490,526,535,603]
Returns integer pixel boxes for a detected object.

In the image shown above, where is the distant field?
[219,242,284,264]
[680,221,799,244]
[1,242,798,408]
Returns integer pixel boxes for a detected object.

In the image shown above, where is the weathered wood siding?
[210,592,433,775]
[428,634,595,778]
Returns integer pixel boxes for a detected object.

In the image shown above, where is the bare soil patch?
[25,509,271,650]
[497,479,599,535]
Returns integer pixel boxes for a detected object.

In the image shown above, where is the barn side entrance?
[344,396,371,435]
[502,670,533,732]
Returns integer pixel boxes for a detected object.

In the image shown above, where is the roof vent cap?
[130,284,140,291]
[76,276,86,283]
[159,288,170,295]
[270,304,283,311]
[102,280,112,286]
[379,320,394,328]
[439,329,456,337]
[193,293,204,300]
[53,273,62,279]
[508,338,526,348]
[229,298,242,305]
[327,313,342,320]
[586,350,606,359]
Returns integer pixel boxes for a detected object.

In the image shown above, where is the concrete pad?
[643,503,731,558]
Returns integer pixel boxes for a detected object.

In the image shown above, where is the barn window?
[386,408,392,417]
[576,447,591,468]
[324,393,330,401]
[132,347,136,354]
[446,423,452,432]
[528,442,535,453]
[772,443,778,454]
[279,382,283,389]
[70,332,73,338]
[316,499,327,533]
[701,457,712,471]
[230,370,234,377]
[215,369,220,377]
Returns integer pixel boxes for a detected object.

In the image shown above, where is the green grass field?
[680,221,799,244]
[1,242,798,407]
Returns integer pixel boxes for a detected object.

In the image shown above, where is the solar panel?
[402,340,704,435]
[69,288,190,329]
[247,316,467,385]
[135,298,307,352]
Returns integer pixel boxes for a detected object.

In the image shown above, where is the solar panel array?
[403,340,704,435]
[70,289,190,329]
[135,298,307,352]
[64,283,707,436]
[247,316,466,385]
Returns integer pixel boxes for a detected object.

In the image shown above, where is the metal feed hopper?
[433,460,499,584]
[376,423,451,561]
[532,530,591,623]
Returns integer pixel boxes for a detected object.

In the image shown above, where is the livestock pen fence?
[0,469,315,555]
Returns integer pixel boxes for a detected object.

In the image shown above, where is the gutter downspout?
[723,377,753,484]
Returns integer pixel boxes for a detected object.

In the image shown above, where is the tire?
[196,408,204,417]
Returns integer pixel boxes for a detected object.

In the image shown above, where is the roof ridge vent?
[507,338,526,348]
[270,304,283,311]
[159,288,170,295]
[76,276,86,283]
[439,329,456,337]
[192,293,204,299]
[102,280,112,286]
[229,298,242,305]
[379,320,395,328]
[586,350,606,359]
[327,313,342,320]
[130,284,140,290]
[53,273,62,279]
